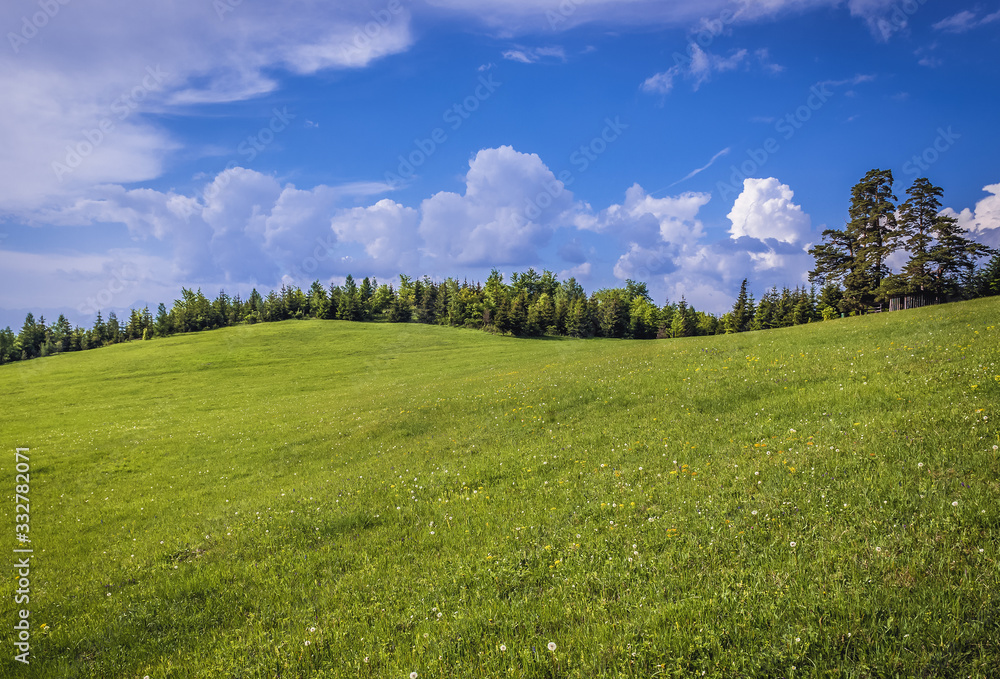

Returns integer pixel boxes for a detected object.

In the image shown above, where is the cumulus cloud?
[418,146,576,266]
[727,177,811,244]
[332,199,421,274]
[942,183,1000,249]
[595,184,710,245]
[590,184,712,290]
[594,177,816,311]
[35,166,408,291]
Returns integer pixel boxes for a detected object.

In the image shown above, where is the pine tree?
[53,314,72,352]
[18,313,41,359]
[670,298,691,338]
[730,278,753,333]
[898,178,941,297]
[509,291,528,336]
[929,213,994,298]
[155,303,172,336]
[0,327,16,364]
[978,251,1000,296]
[92,311,107,346]
[810,169,898,313]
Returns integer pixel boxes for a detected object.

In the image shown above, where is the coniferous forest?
[3,171,998,365]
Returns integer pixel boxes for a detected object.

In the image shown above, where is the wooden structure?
[887,294,932,312]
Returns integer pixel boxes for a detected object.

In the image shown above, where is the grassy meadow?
[1,298,999,678]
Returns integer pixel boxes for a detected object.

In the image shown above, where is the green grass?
[1,299,999,678]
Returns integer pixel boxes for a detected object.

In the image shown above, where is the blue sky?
[1,0,998,328]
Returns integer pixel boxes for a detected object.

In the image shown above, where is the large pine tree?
[810,169,898,313]
[898,177,940,297]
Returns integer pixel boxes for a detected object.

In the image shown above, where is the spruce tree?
[810,169,898,313]
[898,178,941,297]
[730,278,753,333]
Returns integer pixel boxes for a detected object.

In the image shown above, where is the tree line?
[2,172,998,365]
[0,272,724,364]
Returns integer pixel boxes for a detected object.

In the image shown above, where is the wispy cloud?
[641,68,680,95]
[670,147,731,187]
[932,9,1000,33]
[642,43,750,96]
[501,46,567,64]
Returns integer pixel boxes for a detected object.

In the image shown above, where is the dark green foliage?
[728,278,754,333]
[810,169,897,312]
[812,171,992,313]
[978,251,1000,296]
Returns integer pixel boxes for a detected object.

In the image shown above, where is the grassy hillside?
[2,299,999,678]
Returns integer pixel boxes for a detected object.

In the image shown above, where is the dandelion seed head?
[548,641,557,651]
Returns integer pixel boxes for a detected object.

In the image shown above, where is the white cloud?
[31,166,406,290]
[641,68,681,95]
[0,1,414,212]
[932,10,979,33]
[502,46,567,63]
[502,50,534,63]
[332,199,421,274]
[942,183,1000,249]
[418,146,576,266]
[932,9,1000,34]
[727,177,811,244]
[689,44,748,89]
[558,262,592,280]
[421,0,895,34]
[594,184,710,249]
[643,43,749,95]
